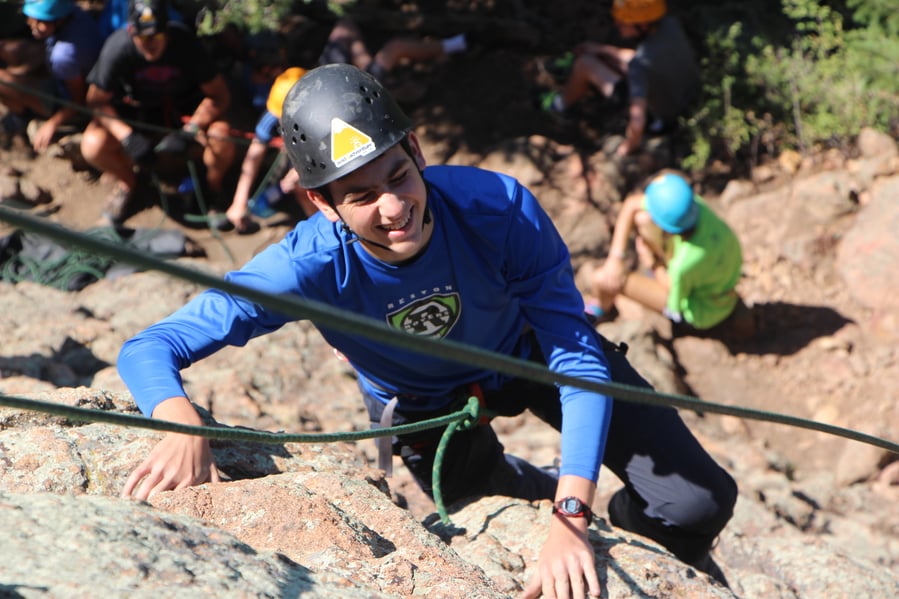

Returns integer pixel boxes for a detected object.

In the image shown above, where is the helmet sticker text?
[330,118,376,167]
[387,293,461,338]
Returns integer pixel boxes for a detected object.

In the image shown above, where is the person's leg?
[600,348,738,564]
[620,271,668,314]
[361,386,558,505]
[614,212,669,314]
[80,119,143,223]
[593,46,635,78]
[559,53,625,110]
[319,18,372,71]
[400,423,559,505]
[202,119,236,194]
[0,38,44,77]
[80,120,137,190]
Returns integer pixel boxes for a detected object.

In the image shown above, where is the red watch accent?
[552,496,593,519]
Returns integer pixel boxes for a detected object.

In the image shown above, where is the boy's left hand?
[522,514,601,598]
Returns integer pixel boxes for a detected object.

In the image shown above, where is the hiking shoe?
[101,186,133,225]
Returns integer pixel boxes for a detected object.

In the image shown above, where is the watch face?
[560,497,583,514]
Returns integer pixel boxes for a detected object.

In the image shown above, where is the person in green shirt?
[589,170,750,334]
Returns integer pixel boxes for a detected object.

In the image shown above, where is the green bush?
[195,0,349,35]
[682,0,899,171]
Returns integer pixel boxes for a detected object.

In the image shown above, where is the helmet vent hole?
[299,133,306,142]
[364,97,373,104]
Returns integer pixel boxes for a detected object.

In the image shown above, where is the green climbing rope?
[0,391,481,523]
[1,207,898,527]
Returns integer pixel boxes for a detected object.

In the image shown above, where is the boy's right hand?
[121,396,220,500]
[122,432,219,500]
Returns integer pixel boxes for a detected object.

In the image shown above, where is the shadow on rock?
[674,301,853,357]
[0,337,110,387]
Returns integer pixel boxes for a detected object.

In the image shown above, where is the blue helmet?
[644,173,699,233]
[23,0,74,21]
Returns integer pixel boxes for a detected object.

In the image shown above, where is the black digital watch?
[552,496,593,519]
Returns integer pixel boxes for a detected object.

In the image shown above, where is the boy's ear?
[407,132,427,171]
[305,189,340,223]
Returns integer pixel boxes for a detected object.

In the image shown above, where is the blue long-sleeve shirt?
[119,165,613,482]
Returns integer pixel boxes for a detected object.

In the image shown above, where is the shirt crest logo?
[330,117,375,167]
[387,293,460,337]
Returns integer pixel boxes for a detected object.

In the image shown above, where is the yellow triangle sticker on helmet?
[330,118,376,168]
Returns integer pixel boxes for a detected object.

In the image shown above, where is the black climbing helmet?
[280,63,413,189]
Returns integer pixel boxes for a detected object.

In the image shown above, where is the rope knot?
[456,395,484,430]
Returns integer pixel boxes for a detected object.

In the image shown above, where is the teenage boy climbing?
[118,64,737,599]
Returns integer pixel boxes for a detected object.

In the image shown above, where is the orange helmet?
[266,67,306,119]
[611,0,667,25]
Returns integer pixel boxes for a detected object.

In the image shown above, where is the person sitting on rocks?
[0,0,102,153]
[219,18,469,233]
[222,66,316,234]
[80,0,236,225]
[319,17,469,102]
[541,0,699,157]
[589,170,751,338]
[117,64,737,599]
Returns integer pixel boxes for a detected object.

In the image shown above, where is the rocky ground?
[1,1,898,596]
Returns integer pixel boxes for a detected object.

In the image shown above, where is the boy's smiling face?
[309,133,432,264]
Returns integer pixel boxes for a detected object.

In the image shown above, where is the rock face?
[0,491,373,598]
[1,376,897,598]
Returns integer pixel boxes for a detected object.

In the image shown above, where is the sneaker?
[545,52,575,80]
[101,186,133,225]
[539,91,563,114]
[584,302,618,326]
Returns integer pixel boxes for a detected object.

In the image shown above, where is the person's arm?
[523,475,600,598]
[501,179,612,597]
[593,193,642,296]
[617,97,647,156]
[31,74,87,152]
[85,83,133,141]
[117,248,305,499]
[227,137,268,225]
